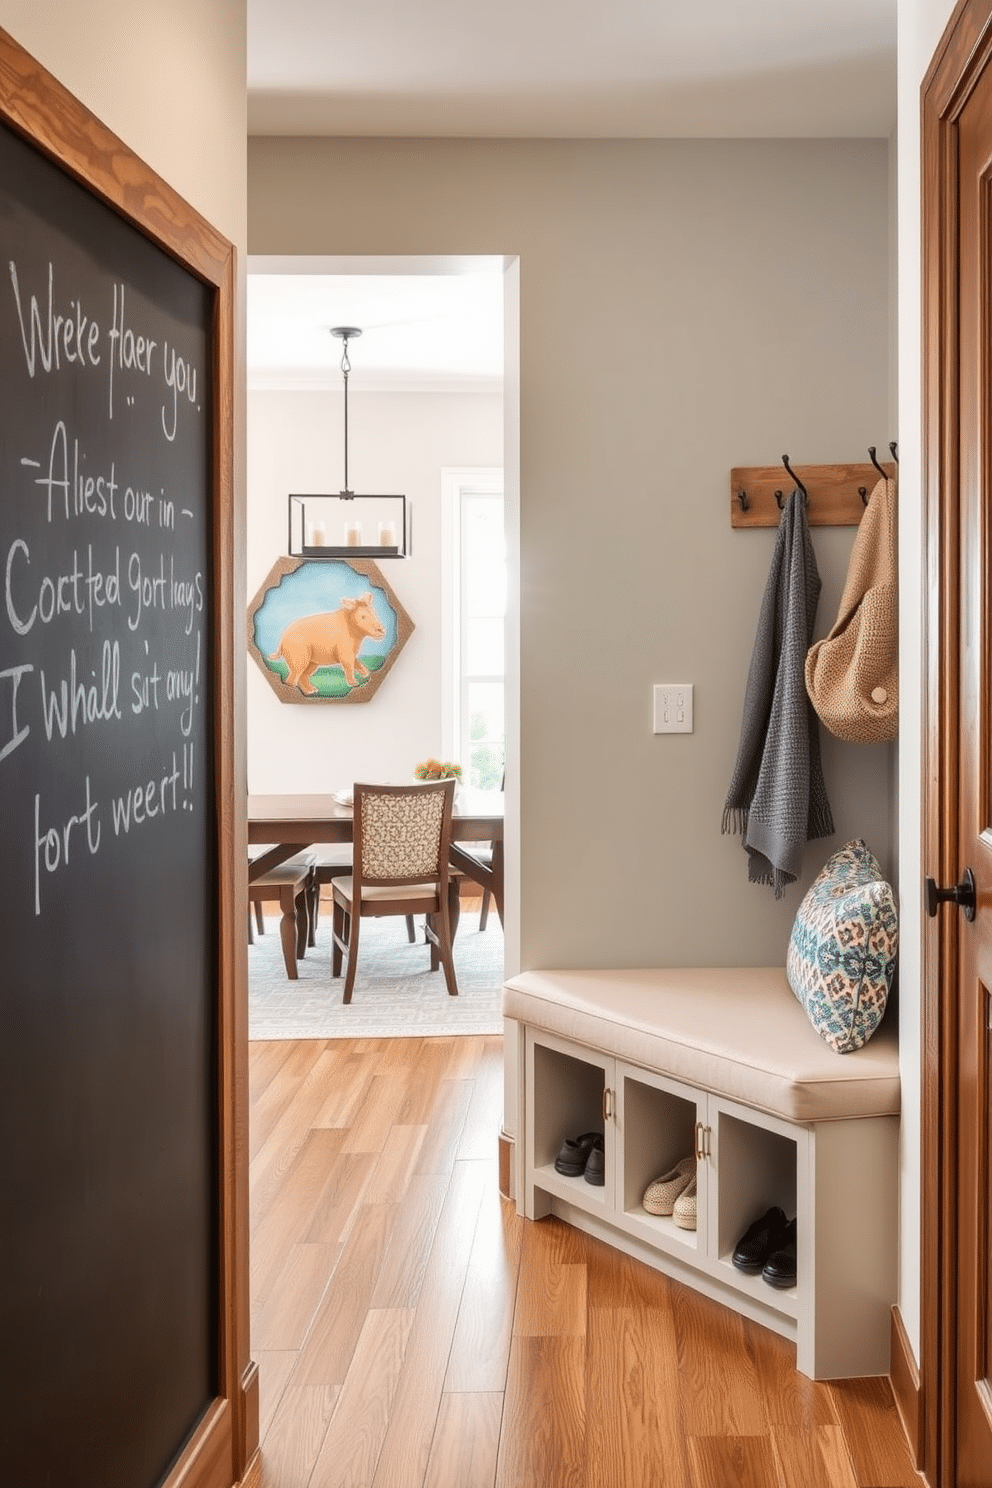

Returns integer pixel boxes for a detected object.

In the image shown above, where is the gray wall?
[249,136,894,973]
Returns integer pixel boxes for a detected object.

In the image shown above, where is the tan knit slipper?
[642,1155,695,1215]
[672,1178,698,1230]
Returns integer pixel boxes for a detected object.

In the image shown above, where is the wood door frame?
[922,3,992,1483]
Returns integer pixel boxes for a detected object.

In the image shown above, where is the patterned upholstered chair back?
[354,780,454,885]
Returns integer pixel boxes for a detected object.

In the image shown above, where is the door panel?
[955,50,992,1486]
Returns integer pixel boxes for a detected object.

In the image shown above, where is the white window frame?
[440,467,504,781]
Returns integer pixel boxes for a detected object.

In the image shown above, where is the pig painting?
[248,557,413,704]
[270,591,386,694]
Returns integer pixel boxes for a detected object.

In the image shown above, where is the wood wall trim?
[160,1403,235,1488]
[920,4,992,1486]
[237,1362,260,1482]
[890,1306,924,1471]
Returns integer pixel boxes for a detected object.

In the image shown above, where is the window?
[442,469,505,789]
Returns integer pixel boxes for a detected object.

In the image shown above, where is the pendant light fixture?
[288,324,410,559]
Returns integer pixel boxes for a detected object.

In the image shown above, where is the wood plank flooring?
[244,1035,922,1488]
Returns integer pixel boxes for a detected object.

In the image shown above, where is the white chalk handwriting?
[3,255,211,917]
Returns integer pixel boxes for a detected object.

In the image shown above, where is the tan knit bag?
[805,475,897,743]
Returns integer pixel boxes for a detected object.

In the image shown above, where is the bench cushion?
[502,967,900,1124]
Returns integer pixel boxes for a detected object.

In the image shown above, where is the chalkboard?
[0,96,226,1488]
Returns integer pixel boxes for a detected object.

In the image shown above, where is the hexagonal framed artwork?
[247,556,414,704]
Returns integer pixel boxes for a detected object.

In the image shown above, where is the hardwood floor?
[245,1035,921,1488]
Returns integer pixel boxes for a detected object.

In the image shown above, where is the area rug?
[248,909,505,1039]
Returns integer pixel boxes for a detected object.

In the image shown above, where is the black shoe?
[583,1136,606,1186]
[731,1206,788,1273]
[762,1219,797,1288]
[554,1131,601,1176]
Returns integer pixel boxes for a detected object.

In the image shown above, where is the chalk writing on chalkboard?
[0,245,209,916]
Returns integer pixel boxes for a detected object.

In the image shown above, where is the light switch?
[653,683,693,734]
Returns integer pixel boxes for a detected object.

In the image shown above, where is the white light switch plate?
[653,683,693,733]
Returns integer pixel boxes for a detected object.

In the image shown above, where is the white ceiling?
[247,0,897,139]
[246,1,897,388]
[248,258,505,392]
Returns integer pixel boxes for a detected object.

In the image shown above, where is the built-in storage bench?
[502,967,901,1380]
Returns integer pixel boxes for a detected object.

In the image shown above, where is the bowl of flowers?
[413,758,463,783]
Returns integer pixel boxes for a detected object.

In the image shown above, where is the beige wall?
[250,136,895,974]
[0,0,246,247]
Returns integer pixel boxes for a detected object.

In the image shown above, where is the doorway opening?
[245,253,518,1034]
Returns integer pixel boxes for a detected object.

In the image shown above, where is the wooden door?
[955,53,992,1484]
[924,5,992,1484]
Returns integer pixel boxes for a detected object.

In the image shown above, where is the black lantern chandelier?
[288,325,410,559]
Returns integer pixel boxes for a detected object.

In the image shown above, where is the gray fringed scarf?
[722,489,834,896]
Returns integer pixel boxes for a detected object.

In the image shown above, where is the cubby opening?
[621,1074,697,1215]
[716,1111,797,1284]
[531,1041,605,1176]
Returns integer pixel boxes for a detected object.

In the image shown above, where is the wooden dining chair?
[331,779,459,1004]
[309,844,352,947]
[448,771,504,929]
[311,844,417,947]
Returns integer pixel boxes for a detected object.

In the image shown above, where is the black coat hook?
[889,440,899,464]
[773,486,804,511]
[781,454,808,500]
[737,489,749,512]
[868,445,887,478]
[858,486,869,506]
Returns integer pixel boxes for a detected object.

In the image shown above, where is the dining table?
[247,786,504,955]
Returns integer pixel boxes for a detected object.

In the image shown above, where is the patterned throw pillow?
[786,839,898,1054]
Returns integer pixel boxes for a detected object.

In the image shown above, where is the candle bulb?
[378,521,397,548]
[345,520,362,547]
[309,522,326,547]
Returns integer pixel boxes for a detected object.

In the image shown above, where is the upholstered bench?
[502,966,900,1380]
[248,851,317,978]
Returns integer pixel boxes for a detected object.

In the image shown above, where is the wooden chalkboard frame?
[0,27,253,1488]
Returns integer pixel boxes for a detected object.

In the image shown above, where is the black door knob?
[924,867,977,921]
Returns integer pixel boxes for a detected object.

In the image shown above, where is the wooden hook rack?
[730,460,895,528]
